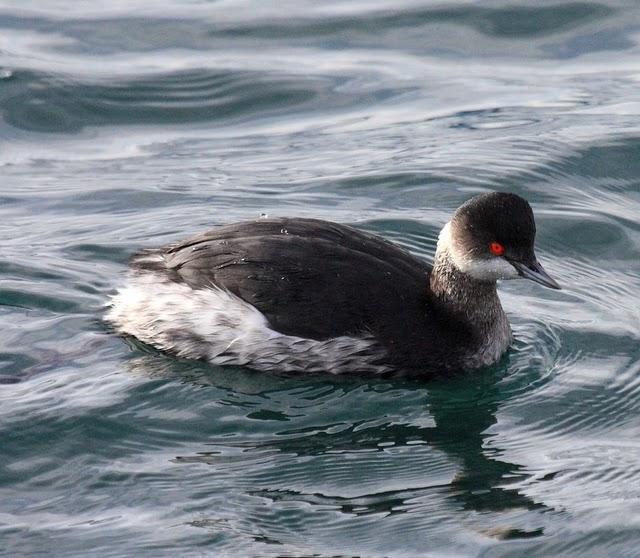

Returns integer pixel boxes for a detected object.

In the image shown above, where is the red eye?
[489,242,505,256]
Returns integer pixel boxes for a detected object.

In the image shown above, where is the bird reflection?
[126,353,547,539]
[423,369,547,538]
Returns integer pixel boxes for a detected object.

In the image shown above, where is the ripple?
[2,1,640,556]
[0,69,320,132]
[211,3,614,43]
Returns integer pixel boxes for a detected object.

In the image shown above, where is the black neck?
[429,250,504,329]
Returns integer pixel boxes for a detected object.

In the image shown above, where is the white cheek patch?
[459,257,520,281]
[437,222,519,281]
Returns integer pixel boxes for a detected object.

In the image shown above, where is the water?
[2,1,640,556]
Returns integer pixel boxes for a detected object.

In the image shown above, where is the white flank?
[106,271,390,375]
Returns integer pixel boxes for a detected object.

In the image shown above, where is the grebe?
[107,192,559,375]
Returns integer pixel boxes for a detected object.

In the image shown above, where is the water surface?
[2,1,640,556]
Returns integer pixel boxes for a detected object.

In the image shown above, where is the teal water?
[2,1,640,556]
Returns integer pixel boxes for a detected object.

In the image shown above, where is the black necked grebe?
[107,192,559,375]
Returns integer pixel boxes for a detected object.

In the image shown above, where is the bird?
[106,191,559,376]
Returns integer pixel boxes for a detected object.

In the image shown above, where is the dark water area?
[2,1,640,556]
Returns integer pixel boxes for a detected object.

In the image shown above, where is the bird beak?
[509,258,561,290]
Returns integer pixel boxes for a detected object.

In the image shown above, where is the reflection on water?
[2,0,640,556]
[126,354,551,548]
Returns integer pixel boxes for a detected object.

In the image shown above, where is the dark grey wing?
[149,218,432,341]
[164,218,424,277]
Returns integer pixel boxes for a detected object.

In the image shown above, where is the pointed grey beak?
[509,259,561,290]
